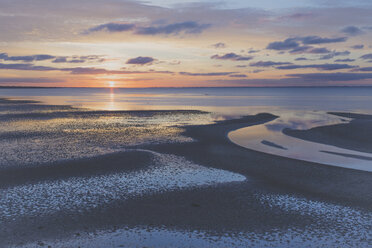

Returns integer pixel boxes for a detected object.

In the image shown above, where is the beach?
[0,97,371,247]
[2,0,372,246]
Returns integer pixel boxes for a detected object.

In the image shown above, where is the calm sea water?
[1,87,372,114]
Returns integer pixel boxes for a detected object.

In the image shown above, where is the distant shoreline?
[2,86,372,89]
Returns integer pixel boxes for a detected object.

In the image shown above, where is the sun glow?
[108,81,115,88]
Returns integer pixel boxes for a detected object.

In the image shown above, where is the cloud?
[249,61,292,67]
[0,77,64,83]
[266,38,299,50]
[295,57,308,61]
[289,47,331,54]
[319,50,350,60]
[277,63,356,71]
[0,63,56,71]
[52,57,68,63]
[299,36,347,44]
[307,47,331,54]
[136,21,210,35]
[212,42,226,48]
[0,62,172,75]
[179,72,233,76]
[126,56,155,65]
[354,67,372,72]
[0,53,104,64]
[350,44,364,49]
[211,53,253,61]
[86,21,210,36]
[267,36,347,51]
[69,59,86,63]
[287,73,372,81]
[52,55,104,63]
[335,59,355,62]
[289,46,313,54]
[85,23,135,33]
[0,53,55,62]
[229,74,247,78]
[248,49,260,54]
[341,26,364,36]
[360,53,372,60]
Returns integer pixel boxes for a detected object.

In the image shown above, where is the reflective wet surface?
[1,88,372,247]
[229,111,372,171]
[0,150,245,220]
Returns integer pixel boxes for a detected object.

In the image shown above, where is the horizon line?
[2,85,372,89]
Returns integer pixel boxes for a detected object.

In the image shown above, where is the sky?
[0,0,372,87]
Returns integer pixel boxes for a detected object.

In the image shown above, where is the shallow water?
[1,88,372,247]
[12,191,372,248]
[229,111,372,171]
[0,150,245,220]
[2,87,372,168]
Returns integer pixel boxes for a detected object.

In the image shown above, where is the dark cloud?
[85,21,210,36]
[266,38,299,50]
[248,49,260,54]
[350,44,364,49]
[319,50,350,60]
[0,63,56,71]
[354,67,372,72]
[179,72,233,76]
[211,53,253,61]
[135,21,210,35]
[295,57,308,61]
[52,55,104,63]
[0,53,55,62]
[52,57,68,63]
[229,74,247,78]
[267,36,347,51]
[289,46,313,54]
[289,46,331,54]
[277,63,356,71]
[287,73,372,81]
[126,56,155,65]
[0,77,64,83]
[341,26,364,36]
[299,36,347,44]
[335,59,355,62]
[0,53,104,64]
[307,47,331,54]
[250,61,292,67]
[64,67,113,74]
[69,59,86,63]
[212,42,226,49]
[360,53,372,60]
[0,62,171,75]
[85,23,135,33]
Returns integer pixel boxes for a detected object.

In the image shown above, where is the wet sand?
[0,99,371,247]
[284,112,372,153]
[149,114,372,207]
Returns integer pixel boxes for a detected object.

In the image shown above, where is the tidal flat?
[0,97,371,248]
